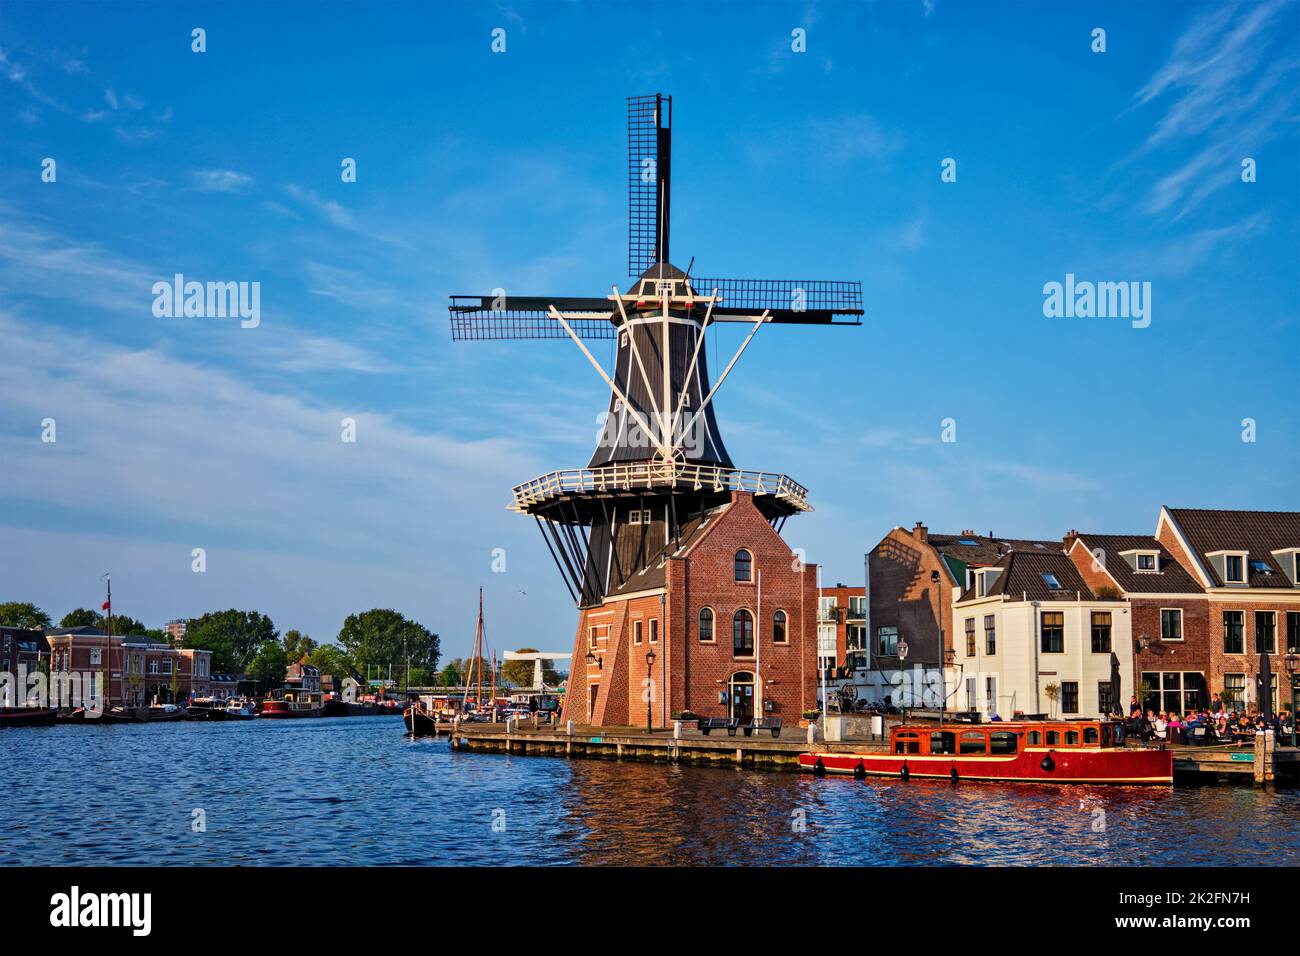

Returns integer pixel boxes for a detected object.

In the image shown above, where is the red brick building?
[1155,507,1300,713]
[817,583,866,672]
[560,492,819,728]
[867,522,1058,670]
[1065,531,1211,714]
[45,626,215,706]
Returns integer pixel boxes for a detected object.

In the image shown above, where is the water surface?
[3,718,1296,865]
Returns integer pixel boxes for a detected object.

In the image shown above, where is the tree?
[0,602,51,630]
[186,609,277,673]
[57,608,147,635]
[60,608,101,628]
[438,663,461,687]
[336,609,439,676]
[111,616,149,636]
[501,648,561,688]
[308,643,356,681]
[283,629,317,663]
[247,640,289,692]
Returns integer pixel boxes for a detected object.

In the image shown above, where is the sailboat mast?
[476,588,484,708]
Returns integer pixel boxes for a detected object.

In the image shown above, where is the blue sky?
[1,0,1297,660]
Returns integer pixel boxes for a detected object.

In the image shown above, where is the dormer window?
[1207,549,1249,585]
[1136,553,1157,572]
[1270,548,1300,586]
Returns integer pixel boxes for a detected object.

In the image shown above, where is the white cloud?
[1126,0,1299,218]
[192,169,254,193]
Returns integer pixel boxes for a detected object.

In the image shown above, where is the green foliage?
[438,663,461,687]
[336,609,439,675]
[283,629,318,663]
[59,608,102,628]
[0,602,52,629]
[501,648,562,687]
[308,643,356,680]
[248,640,289,692]
[57,607,147,635]
[186,609,278,673]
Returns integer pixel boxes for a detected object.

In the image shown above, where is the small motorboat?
[0,705,57,727]
[223,696,257,720]
[800,718,1173,785]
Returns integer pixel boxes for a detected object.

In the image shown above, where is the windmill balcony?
[509,462,811,513]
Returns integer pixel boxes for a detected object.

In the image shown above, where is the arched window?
[772,609,788,644]
[734,549,753,582]
[698,607,714,643]
[733,609,754,657]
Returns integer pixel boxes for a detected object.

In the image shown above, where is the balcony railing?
[509,462,812,513]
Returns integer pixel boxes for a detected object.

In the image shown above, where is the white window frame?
[1159,608,1184,642]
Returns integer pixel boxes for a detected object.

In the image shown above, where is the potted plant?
[1044,682,1061,718]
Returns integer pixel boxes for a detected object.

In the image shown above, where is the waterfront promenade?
[437,718,1300,783]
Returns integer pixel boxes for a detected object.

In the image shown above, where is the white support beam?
[611,285,664,430]
[679,310,771,443]
[668,286,718,456]
[548,306,673,461]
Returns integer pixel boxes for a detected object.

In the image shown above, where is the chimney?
[1063,529,1080,552]
[912,521,928,543]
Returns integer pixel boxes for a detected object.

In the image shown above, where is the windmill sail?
[628,93,670,277]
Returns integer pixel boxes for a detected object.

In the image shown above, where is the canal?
[3,717,1298,866]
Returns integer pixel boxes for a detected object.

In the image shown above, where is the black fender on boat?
[900,761,910,781]
[1040,751,1056,772]
[950,765,959,783]
[813,757,826,777]
[853,759,866,780]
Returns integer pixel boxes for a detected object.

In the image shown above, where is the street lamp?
[645,648,657,734]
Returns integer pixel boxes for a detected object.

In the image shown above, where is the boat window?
[1065,730,1080,746]
[1027,730,1042,745]
[959,732,987,755]
[929,732,956,755]
[989,732,1018,755]
[1045,730,1060,745]
[1084,727,1100,745]
[894,732,920,755]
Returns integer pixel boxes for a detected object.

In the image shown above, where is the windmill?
[450,93,862,609]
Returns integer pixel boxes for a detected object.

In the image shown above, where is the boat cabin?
[890,720,1119,756]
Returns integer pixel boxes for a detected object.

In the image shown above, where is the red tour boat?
[799,719,1173,785]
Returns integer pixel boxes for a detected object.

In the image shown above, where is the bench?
[699,717,740,736]
[743,716,783,738]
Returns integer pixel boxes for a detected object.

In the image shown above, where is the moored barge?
[800,719,1173,785]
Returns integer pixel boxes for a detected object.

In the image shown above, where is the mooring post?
[1254,731,1268,784]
